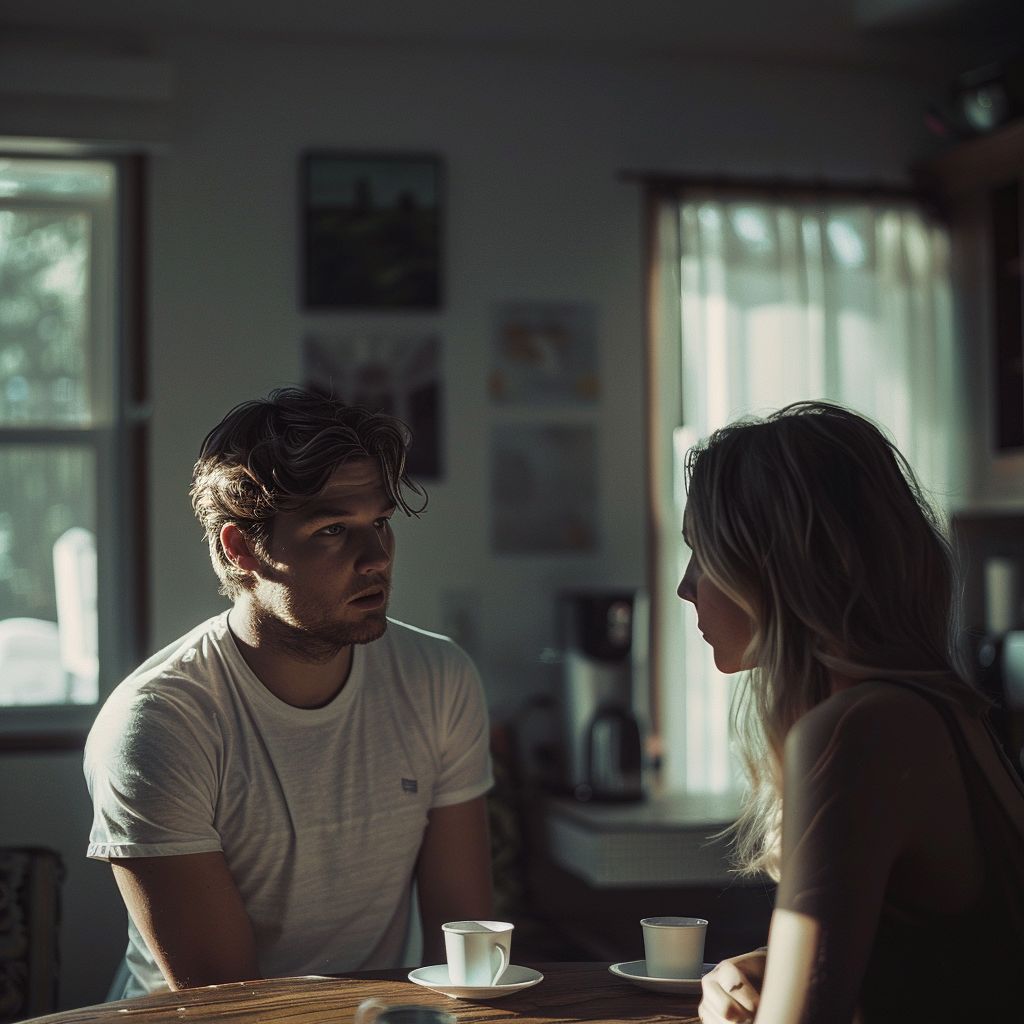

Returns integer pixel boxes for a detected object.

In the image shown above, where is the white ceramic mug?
[641,916,707,979]
[442,920,513,987]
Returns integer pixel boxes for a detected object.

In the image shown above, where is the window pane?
[0,159,114,203]
[0,445,98,706]
[0,209,94,426]
[0,158,115,428]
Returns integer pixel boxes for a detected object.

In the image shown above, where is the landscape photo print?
[303,152,442,309]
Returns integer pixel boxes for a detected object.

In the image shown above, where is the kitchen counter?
[542,791,743,888]
[524,790,773,962]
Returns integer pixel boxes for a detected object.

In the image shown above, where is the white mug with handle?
[442,920,513,987]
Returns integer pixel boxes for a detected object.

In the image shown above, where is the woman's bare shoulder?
[786,680,952,771]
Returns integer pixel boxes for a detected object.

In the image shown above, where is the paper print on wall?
[490,423,598,553]
[303,334,442,479]
[489,301,599,406]
[303,153,441,309]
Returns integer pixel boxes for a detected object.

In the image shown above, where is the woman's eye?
[321,524,345,536]
[375,516,393,529]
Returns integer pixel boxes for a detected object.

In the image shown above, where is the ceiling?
[0,0,1021,75]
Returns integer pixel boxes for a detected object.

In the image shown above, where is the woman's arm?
[699,685,966,1024]
[699,949,767,1023]
[757,688,933,1023]
[699,916,822,1024]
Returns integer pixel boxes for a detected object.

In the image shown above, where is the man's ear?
[220,524,263,575]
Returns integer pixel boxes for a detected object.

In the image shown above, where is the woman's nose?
[678,555,698,603]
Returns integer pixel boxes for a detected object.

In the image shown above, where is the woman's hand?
[698,950,767,1024]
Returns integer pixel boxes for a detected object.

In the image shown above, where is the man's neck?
[227,603,354,710]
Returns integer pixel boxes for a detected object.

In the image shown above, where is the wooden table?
[29,964,700,1024]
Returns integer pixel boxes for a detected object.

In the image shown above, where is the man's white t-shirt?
[84,612,493,997]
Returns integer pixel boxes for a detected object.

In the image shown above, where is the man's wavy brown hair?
[191,387,426,599]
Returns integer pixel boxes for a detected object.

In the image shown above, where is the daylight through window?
[0,157,117,709]
[648,188,959,795]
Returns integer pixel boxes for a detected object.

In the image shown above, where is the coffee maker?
[557,591,644,802]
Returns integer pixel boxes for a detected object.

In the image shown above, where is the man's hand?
[111,852,261,990]
[415,796,494,964]
[699,950,767,1024]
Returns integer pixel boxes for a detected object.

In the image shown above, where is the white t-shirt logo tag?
[401,778,418,794]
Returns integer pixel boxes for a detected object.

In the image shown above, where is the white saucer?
[408,964,543,1000]
[609,960,715,995]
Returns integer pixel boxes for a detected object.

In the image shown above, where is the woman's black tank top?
[857,684,1024,1023]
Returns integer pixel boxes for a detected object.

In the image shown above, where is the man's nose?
[354,528,392,572]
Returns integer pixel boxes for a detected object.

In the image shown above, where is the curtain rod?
[618,169,929,203]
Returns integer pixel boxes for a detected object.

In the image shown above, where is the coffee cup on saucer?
[442,920,513,987]
[641,916,707,979]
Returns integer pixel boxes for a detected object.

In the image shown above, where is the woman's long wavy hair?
[682,401,985,879]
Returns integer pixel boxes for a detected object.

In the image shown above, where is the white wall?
[146,35,933,703]
[0,752,125,1010]
[0,29,933,1008]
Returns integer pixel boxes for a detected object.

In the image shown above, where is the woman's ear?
[220,523,263,575]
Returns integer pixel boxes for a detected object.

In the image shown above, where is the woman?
[678,402,1024,1024]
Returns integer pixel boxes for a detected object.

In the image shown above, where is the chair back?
[0,848,65,1022]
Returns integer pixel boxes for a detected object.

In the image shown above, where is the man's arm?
[111,852,261,990]
[415,796,494,964]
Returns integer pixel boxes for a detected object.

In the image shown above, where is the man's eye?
[321,524,345,536]
[375,516,394,529]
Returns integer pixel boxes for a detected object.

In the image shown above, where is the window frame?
[0,150,148,749]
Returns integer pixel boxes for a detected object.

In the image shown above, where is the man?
[85,389,494,997]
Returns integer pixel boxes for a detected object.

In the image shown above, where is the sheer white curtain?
[649,191,960,795]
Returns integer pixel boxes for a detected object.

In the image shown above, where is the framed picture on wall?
[302,152,442,309]
[490,422,599,553]
[489,300,599,406]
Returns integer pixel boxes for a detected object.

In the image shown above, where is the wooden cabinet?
[918,119,1024,503]
[919,119,1024,202]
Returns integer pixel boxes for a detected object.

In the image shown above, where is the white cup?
[442,920,513,987]
[641,916,707,979]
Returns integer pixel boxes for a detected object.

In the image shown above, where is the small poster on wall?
[303,153,442,309]
[490,422,598,553]
[303,334,443,479]
[489,301,599,406]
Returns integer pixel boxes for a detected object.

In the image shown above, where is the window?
[0,154,145,744]
[646,184,957,794]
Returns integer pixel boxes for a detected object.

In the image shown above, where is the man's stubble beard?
[277,617,388,663]
[259,585,391,664]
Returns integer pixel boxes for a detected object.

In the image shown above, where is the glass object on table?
[355,1000,456,1024]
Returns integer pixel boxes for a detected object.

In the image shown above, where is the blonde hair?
[683,402,984,878]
